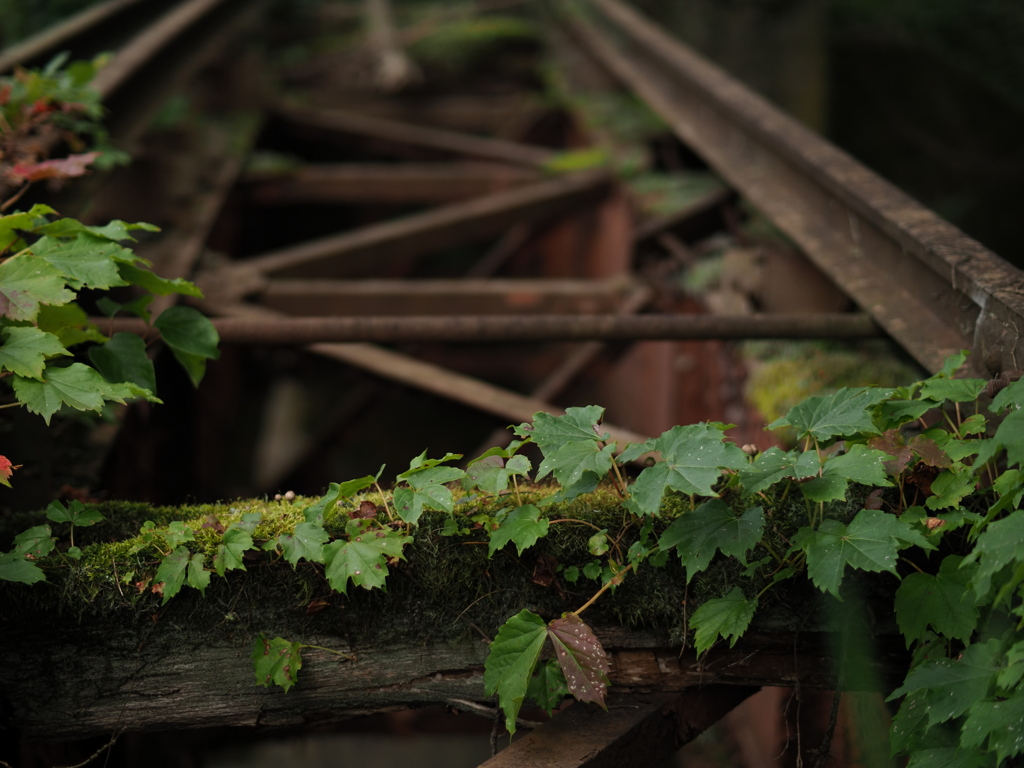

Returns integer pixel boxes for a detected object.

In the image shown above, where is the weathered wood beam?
[257,277,637,316]
[196,169,612,290]
[481,688,758,768]
[244,163,542,205]
[275,102,554,168]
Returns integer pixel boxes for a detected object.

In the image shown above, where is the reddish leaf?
[354,500,378,519]
[0,455,17,487]
[201,514,226,533]
[547,614,610,708]
[909,436,952,469]
[305,598,330,615]
[869,429,913,476]
[11,151,101,182]
[864,488,886,510]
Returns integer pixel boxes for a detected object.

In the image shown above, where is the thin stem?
[374,481,394,520]
[547,518,605,533]
[899,556,926,575]
[301,643,355,661]
[609,456,630,499]
[511,474,522,507]
[573,563,633,617]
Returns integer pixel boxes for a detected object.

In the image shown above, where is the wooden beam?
[275,102,555,168]
[196,169,612,290]
[258,277,636,316]
[480,688,757,768]
[244,163,542,205]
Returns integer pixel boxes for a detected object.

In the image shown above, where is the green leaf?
[0,253,74,321]
[484,609,548,735]
[964,510,1024,599]
[769,386,894,441]
[0,204,55,249]
[31,233,130,290]
[464,453,532,494]
[0,326,68,378]
[88,332,157,393]
[894,555,980,646]
[961,691,1024,765]
[393,483,454,525]
[993,409,1024,469]
[162,520,194,549]
[36,217,158,242]
[12,362,133,423]
[801,445,893,503]
[625,423,748,516]
[517,406,616,489]
[658,500,764,582]
[252,634,303,693]
[397,450,464,480]
[153,306,220,387]
[488,504,549,556]
[302,483,344,525]
[905,748,990,768]
[526,657,568,714]
[738,447,797,496]
[45,499,104,527]
[214,527,255,577]
[689,587,757,655]
[278,522,329,566]
[547,614,609,707]
[0,551,46,584]
[926,467,978,511]
[13,525,55,558]
[187,552,210,596]
[117,261,203,297]
[36,302,107,347]
[155,546,190,604]
[322,527,412,594]
[887,639,1001,727]
[918,377,987,404]
[990,378,1024,414]
[791,509,909,598]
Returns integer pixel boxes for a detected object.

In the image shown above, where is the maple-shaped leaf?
[0,551,46,584]
[12,525,55,559]
[277,521,329,566]
[154,546,190,604]
[30,234,130,290]
[517,406,616,491]
[35,216,159,243]
[0,326,69,380]
[214,526,255,577]
[903,748,990,768]
[484,609,548,734]
[488,504,549,556]
[464,453,532,494]
[791,509,914,598]
[993,409,1024,470]
[153,306,219,387]
[801,445,894,503]
[322,527,412,594]
[962,509,1024,599]
[689,587,757,655]
[658,500,764,581]
[990,377,1024,414]
[0,204,56,251]
[0,455,15,487]
[10,151,101,181]
[547,614,609,708]
[894,555,980,646]
[0,253,74,321]
[738,447,798,496]
[11,362,136,423]
[918,376,987,404]
[88,332,157,393]
[926,467,978,511]
[37,302,108,347]
[526,657,569,714]
[769,386,894,441]
[888,639,1001,727]
[626,423,748,516]
[252,633,303,693]
[960,690,1024,764]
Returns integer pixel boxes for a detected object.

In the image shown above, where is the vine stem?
[609,456,630,499]
[301,643,355,661]
[374,481,394,520]
[572,563,633,617]
[547,518,605,533]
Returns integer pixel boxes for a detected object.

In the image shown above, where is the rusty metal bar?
[196,169,612,289]
[244,162,542,205]
[102,312,879,344]
[276,102,555,168]
[480,688,757,768]
[565,0,1024,376]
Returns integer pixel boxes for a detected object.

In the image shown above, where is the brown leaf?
[532,554,559,588]
[864,488,886,510]
[909,436,952,469]
[925,517,946,531]
[201,514,226,533]
[547,614,610,709]
[906,463,940,495]
[869,430,913,476]
[305,598,330,615]
[354,500,378,519]
[10,151,100,181]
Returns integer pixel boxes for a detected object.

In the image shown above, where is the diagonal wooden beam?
[196,169,612,292]
[479,688,757,768]
[275,102,555,168]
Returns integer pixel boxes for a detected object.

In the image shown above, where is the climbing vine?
[3,351,1024,766]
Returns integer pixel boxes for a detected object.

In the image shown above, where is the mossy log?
[0,492,908,743]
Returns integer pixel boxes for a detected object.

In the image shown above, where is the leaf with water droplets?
[322,527,412,595]
[547,614,609,709]
[251,633,303,693]
[960,690,1024,765]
